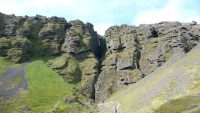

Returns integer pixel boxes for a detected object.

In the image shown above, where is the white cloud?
[133,0,200,26]
[94,24,112,35]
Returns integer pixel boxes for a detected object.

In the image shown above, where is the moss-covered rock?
[95,22,200,102]
[95,25,143,102]
[59,20,100,99]
[0,13,5,35]
[7,48,23,62]
[61,20,100,55]
[0,37,11,56]
[39,22,66,55]
[49,52,99,99]
[48,54,81,83]
[79,56,99,98]
[0,13,68,61]
[0,37,30,62]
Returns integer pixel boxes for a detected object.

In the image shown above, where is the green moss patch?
[154,96,200,113]
[0,58,83,112]
[23,60,78,112]
[0,37,11,49]
[0,57,12,76]
[48,54,81,83]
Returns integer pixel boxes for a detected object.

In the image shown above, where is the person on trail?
[115,106,120,113]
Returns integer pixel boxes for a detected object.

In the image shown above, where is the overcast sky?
[0,0,200,35]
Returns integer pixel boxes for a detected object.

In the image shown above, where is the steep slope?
[97,44,200,113]
[0,58,92,113]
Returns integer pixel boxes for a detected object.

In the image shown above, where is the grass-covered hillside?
[0,57,90,113]
[97,44,200,113]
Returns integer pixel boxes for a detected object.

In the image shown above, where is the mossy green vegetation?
[0,57,12,76]
[48,54,81,83]
[28,38,45,57]
[151,77,177,109]
[10,37,30,47]
[0,37,10,49]
[39,22,66,39]
[154,96,200,113]
[7,48,23,62]
[23,59,78,112]
[16,20,43,38]
[79,57,98,75]
[48,54,69,68]
[0,37,31,62]
[0,58,85,113]
[16,21,31,37]
[0,37,11,56]
[0,59,82,113]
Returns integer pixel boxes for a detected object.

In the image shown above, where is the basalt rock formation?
[0,12,67,62]
[1,12,200,107]
[0,13,101,100]
[95,22,200,102]
[48,20,100,98]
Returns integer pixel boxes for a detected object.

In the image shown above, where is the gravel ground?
[0,63,28,99]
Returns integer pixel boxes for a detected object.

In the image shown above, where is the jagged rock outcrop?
[95,25,143,102]
[62,20,99,55]
[0,37,31,62]
[49,20,100,99]
[0,13,67,62]
[95,22,200,102]
[39,16,67,55]
[0,13,101,99]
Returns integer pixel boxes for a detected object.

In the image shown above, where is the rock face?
[0,13,67,62]
[95,22,200,102]
[38,16,67,55]
[61,20,99,55]
[95,25,143,102]
[49,20,100,98]
[0,13,101,99]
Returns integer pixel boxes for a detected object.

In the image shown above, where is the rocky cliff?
[0,12,67,62]
[1,12,200,107]
[0,12,102,100]
[95,21,200,102]
[48,20,101,98]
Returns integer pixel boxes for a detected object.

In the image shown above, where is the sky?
[0,0,200,35]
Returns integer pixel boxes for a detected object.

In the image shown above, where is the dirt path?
[98,101,121,113]
[0,63,28,99]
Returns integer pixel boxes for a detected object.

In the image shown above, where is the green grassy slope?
[155,95,200,113]
[98,44,200,113]
[0,58,84,113]
[24,60,77,112]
